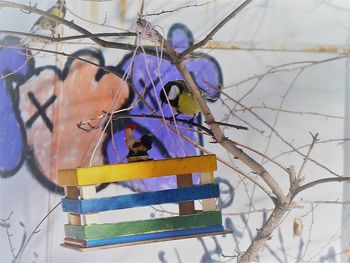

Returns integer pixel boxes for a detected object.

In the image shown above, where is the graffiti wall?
[0,23,223,193]
[1,1,348,262]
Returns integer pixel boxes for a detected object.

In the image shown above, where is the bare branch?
[173,129,276,200]
[293,177,350,198]
[219,89,342,177]
[179,0,254,59]
[300,200,350,205]
[1,44,157,113]
[239,207,288,263]
[242,105,346,120]
[229,139,290,173]
[0,30,136,42]
[175,61,287,203]
[224,208,274,216]
[296,132,319,181]
[143,1,215,17]
[205,120,248,130]
[18,202,61,262]
[288,165,297,191]
[1,212,16,260]
[138,9,287,206]
[271,137,350,161]
[0,1,170,59]
[79,112,214,135]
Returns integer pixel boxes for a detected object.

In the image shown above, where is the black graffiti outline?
[26,92,56,132]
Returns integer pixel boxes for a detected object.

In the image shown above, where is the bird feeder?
[58,154,229,251]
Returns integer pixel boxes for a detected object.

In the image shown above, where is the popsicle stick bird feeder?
[58,154,230,251]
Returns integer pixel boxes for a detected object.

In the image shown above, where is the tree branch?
[293,177,350,198]
[141,14,287,205]
[238,207,288,263]
[175,61,287,204]
[179,0,254,59]
[78,112,214,135]
[296,132,319,181]
[0,1,171,59]
[1,44,157,111]
[0,30,136,42]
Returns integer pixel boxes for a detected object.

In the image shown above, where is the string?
[88,16,151,166]
[137,19,188,157]
[154,24,189,157]
[88,50,138,166]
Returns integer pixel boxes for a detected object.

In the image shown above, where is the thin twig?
[300,203,316,261]
[207,120,248,130]
[293,177,350,198]
[65,5,127,31]
[224,208,274,216]
[270,137,350,161]
[143,1,215,17]
[300,200,350,205]
[0,30,136,41]
[2,44,154,111]
[79,112,214,135]
[296,132,319,181]
[179,0,254,58]
[1,212,16,261]
[229,139,289,173]
[219,89,342,177]
[0,1,170,59]
[142,3,287,205]
[243,105,346,120]
[162,122,275,200]
[224,55,347,91]
[18,201,61,262]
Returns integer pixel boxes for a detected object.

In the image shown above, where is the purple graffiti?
[0,36,32,177]
[106,23,223,191]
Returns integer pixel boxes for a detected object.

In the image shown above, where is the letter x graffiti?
[26,92,56,132]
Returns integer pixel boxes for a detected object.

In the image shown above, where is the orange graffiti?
[19,55,130,185]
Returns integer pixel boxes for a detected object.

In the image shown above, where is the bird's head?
[125,123,137,131]
[56,0,67,13]
[160,81,182,106]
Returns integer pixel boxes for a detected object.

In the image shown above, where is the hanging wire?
[136,18,189,157]
[84,9,195,164]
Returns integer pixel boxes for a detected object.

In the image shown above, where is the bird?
[160,80,201,120]
[124,123,153,158]
[30,0,67,35]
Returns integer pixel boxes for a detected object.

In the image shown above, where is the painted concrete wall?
[1,0,349,262]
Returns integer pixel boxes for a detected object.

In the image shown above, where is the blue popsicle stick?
[62,184,219,214]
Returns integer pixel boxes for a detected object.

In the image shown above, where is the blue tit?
[30,0,66,34]
[160,80,201,117]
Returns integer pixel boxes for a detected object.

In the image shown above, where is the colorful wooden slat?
[79,185,100,225]
[64,225,225,248]
[65,211,222,240]
[62,226,227,252]
[64,186,81,225]
[58,155,217,186]
[176,174,195,215]
[62,184,220,214]
[200,172,217,211]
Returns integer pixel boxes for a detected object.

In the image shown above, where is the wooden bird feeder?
[57,155,230,251]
